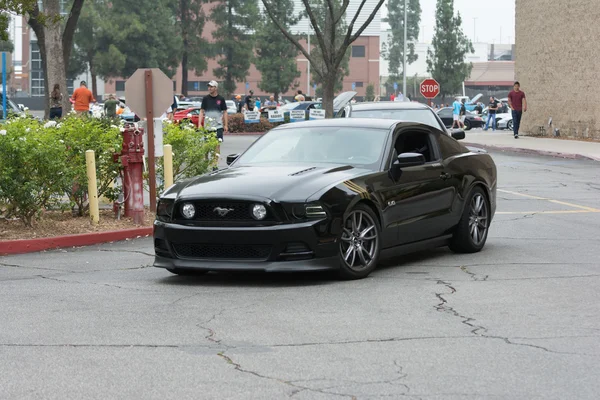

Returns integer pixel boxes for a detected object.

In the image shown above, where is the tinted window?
[352,45,365,57]
[350,109,441,130]
[236,127,388,169]
[438,108,452,118]
[438,133,469,159]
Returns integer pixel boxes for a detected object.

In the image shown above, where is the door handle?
[440,172,451,180]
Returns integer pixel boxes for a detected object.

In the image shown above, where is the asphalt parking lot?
[1,137,599,399]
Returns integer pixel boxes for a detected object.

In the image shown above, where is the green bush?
[156,120,220,193]
[0,117,72,226]
[57,117,122,216]
[0,115,123,226]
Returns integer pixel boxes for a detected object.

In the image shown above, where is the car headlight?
[252,204,267,220]
[156,199,174,218]
[181,203,196,219]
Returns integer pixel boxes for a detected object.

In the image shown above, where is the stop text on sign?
[421,84,439,92]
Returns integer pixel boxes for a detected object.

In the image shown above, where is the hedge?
[0,116,219,227]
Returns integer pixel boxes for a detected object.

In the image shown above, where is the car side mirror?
[451,129,465,140]
[389,152,426,181]
[226,153,239,165]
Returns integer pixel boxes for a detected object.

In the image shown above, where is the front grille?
[173,243,272,260]
[176,201,273,221]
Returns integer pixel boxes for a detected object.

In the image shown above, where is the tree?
[308,0,350,95]
[73,0,102,98]
[365,82,375,101]
[210,0,259,98]
[382,0,421,91]
[176,0,210,96]
[254,0,300,100]
[0,0,37,41]
[27,0,85,117]
[262,0,386,117]
[426,0,474,100]
[93,0,182,80]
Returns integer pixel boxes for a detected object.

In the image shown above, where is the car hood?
[165,164,368,202]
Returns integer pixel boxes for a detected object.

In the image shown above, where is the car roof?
[350,101,430,111]
[274,118,408,131]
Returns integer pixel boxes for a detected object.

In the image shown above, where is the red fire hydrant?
[114,125,145,225]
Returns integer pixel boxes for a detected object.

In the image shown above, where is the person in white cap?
[200,80,228,169]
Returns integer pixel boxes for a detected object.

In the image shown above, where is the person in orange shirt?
[71,81,96,116]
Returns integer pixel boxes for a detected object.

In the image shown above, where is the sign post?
[419,78,440,107]
[2,52,6,120]
[125,68,174,212]
[144,70,157,212]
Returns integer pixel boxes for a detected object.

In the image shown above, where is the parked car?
[173,107,201,126]
[436,107,485,130]
[153,118,497,280]
[226,100,237,115]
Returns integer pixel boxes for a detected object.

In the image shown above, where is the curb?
[0,227,153,256]
[462,142,599,162]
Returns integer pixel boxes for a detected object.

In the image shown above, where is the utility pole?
[402,0,407,97]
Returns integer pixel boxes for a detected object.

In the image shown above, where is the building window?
[30,42,44,97]
[355,82,364,88]
[187,81,212,91]
[351,45,365,57]
[115,81,126,91]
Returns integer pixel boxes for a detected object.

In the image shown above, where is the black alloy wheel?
[449,187,490,253]
[338,204,381,279]
[464,119,472,130]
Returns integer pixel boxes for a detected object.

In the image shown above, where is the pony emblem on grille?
[213,207,235,217]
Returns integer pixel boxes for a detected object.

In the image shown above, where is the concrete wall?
[515,0,600,139]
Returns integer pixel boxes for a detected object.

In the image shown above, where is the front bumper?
[153,220,339,272]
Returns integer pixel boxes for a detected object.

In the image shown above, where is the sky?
[382,0,516,45]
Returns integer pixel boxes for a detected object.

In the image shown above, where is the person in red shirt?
[507,81,527,139]
[71,81,96,116]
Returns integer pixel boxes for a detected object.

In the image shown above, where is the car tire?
[449,187,490,254]
[464,120,472,130]
[507,120,513,131]
[338,204,381,280]
[167,268,208,276]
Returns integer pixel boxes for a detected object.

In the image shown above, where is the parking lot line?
[497,189,600,214]
[496,210,600,215]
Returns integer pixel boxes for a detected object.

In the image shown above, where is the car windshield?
[235,126,388,169]
[350,109,442,130]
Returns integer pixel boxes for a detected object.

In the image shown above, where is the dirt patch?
[0,209,154,241]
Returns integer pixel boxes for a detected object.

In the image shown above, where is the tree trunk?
[45,24,68,116]
[322,73,336,118]
[180,0,188,96]
[89,58,98,100]
[182,51,188,97]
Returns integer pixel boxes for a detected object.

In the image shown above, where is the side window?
[392,130,437,164]
[439,109,451,118]
[437,133,469,159]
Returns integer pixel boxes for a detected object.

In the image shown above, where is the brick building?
[515,0,600,139]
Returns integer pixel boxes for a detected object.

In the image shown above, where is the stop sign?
[420,78,440,99]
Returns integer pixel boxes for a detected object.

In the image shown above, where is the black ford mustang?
[153,118,497,279]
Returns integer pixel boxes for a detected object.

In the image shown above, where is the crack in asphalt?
[0,262,75,273]
[0,343,179,348]
[217,351,359,399]
[460,266,489,281]
[197,309,228,347]
[98,249,155,257]
[432,279,590,356]
[37,275,162,293]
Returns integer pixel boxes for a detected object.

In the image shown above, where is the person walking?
[200,80,228,170]
[49,84,63,119]
[103,94,119,119]
[71,81,96,116]
[483,96,498,131]
[244,90,255,111]
[508,81,527,139]
[451,97,463,129]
